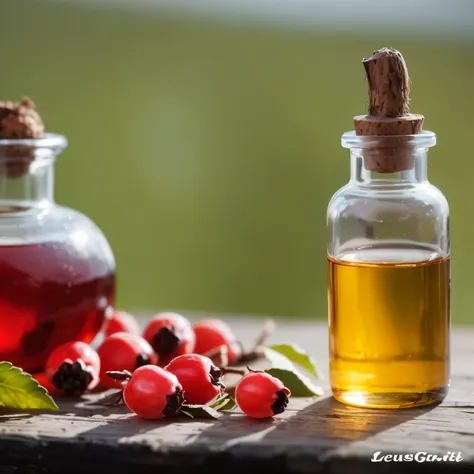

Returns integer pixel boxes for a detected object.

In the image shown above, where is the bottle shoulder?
[47,205,105,232]
[328,182,449,217]
[327,182,450,258]
[0,204,114,265]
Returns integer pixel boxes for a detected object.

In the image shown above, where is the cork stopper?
[0,97,44,178]
[353,48,424,173]
[0,98,44,139]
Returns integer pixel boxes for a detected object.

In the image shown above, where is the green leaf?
[269,343,321,378]
[0,362,58,410]
[180,404,221,419]
[222,396,236,411]
[265,368,324,397]
[210,394,236,412]
[263,348,323,397]
[263,348,296,370]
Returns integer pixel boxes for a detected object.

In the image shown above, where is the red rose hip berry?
[104,310,140,337]
[165,354,223,405]
[45,341,100,395]
[98,332,158,388]
[143,313,195,366]
[122,365,184,419]
[235,371,291,419]
[193,319,241,364]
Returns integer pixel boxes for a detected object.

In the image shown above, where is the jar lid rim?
[342,130,436,149]
[0,133,68,150]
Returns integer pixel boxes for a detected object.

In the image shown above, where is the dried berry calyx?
[271,390,290,415]
[51,359,94,395]
[209,365,225,389]
[152,326,181,356]
[46,341,101,395]
[163,388,185,417]
[135,353,152,368]
[143,313,195,366]
[0,97,44,139]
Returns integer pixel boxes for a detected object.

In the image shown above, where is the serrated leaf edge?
[0,362,58,411]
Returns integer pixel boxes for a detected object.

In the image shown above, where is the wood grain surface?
[0,319,473,474]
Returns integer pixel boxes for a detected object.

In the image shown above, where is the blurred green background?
[1,1,473,322]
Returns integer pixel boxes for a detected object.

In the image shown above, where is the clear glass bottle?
[327,132,450,408]
[0,134,115,373]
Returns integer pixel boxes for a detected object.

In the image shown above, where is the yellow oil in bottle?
[328,247,450,409]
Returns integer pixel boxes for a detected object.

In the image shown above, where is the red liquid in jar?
[0,241,115,373]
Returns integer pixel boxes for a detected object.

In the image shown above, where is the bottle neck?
[350,147,428,186]
[0,134,65,213]
[0,155,55,212]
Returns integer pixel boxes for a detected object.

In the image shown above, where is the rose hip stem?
[234,319,275,365]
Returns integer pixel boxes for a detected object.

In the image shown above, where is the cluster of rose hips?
[39,311,290,420]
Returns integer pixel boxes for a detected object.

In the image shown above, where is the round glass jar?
[0,134,115,373]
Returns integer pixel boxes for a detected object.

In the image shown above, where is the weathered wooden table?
[0,319,473,474]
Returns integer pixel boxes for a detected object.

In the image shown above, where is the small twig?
[253,319,276,348]
[232,319,275,366]
[234,347,265,365]
[106,370,132,381]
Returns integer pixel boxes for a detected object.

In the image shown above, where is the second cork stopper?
[0,98,45,178]
[354,48,424,173]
